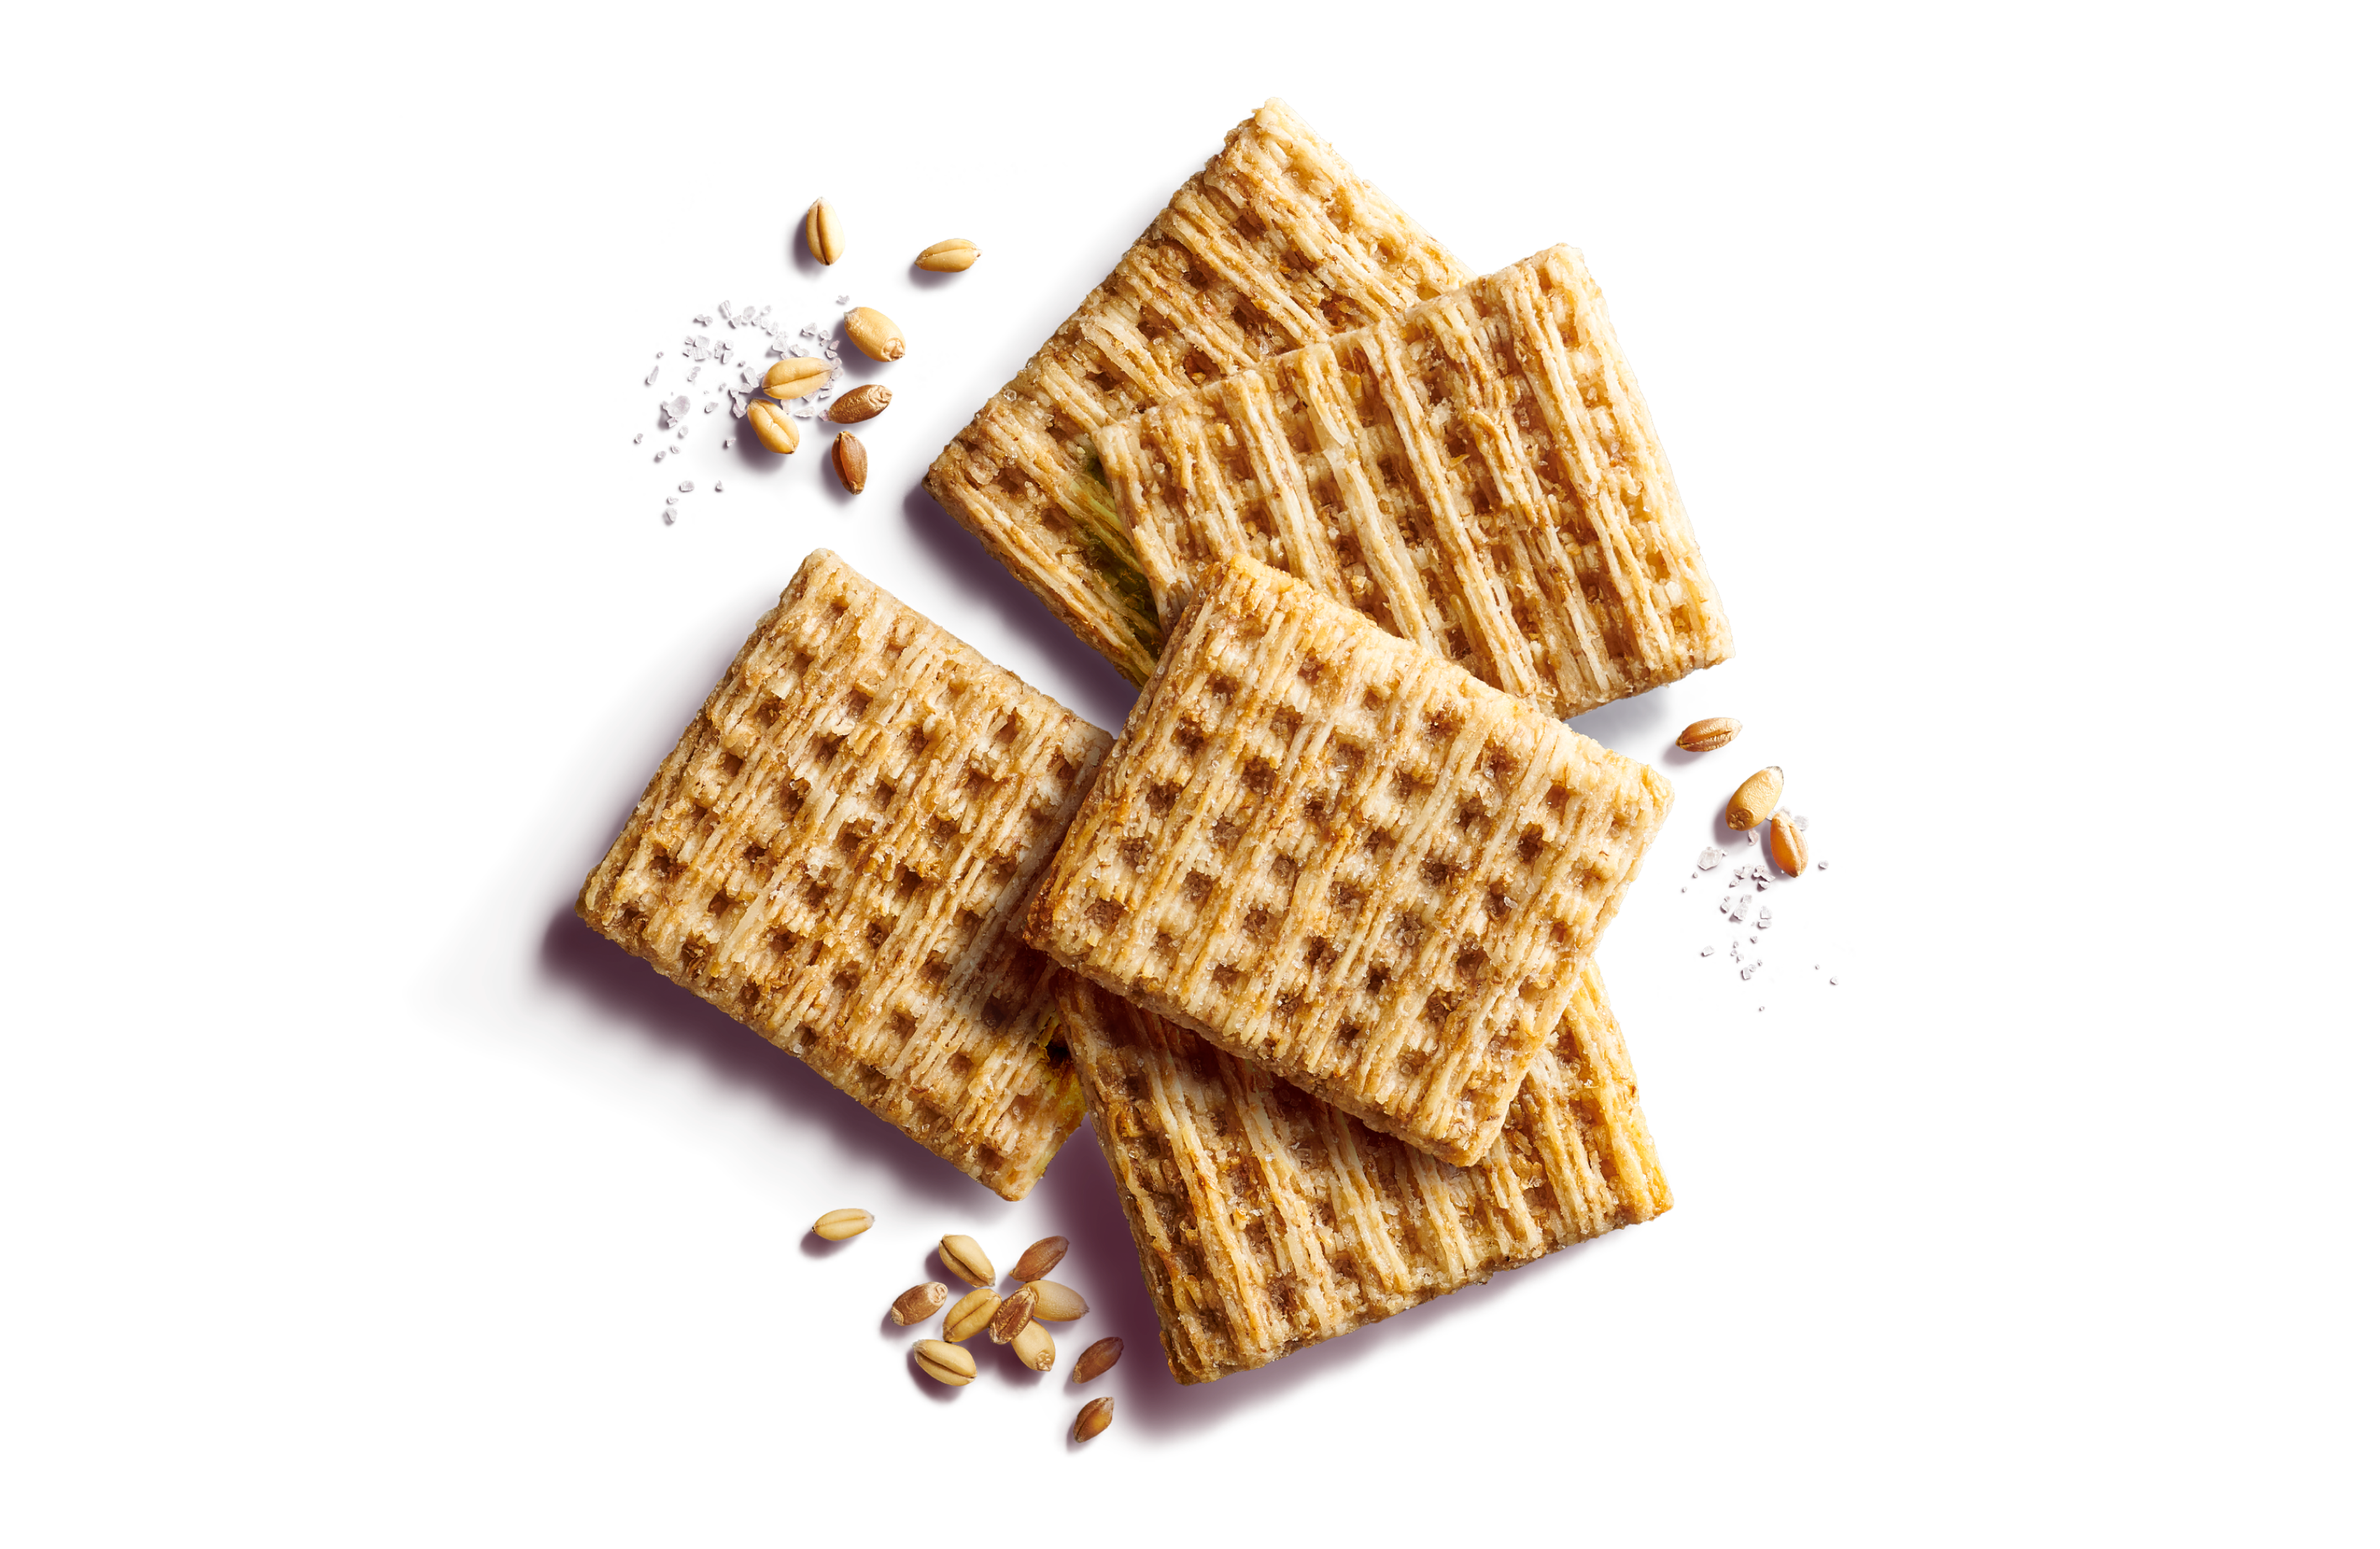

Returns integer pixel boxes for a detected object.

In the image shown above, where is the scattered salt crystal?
[834,292,850,306]
[1792,814,1809,831]
[1817,860,1830,871]
[632,433,642,444]
[677,481,694,493]
[694,314,712,327]
[703,402,717,413]
[664,495,677,505]
[1830,976,1838,985]
[713,481,723,493]
[1697,846,1724,870]
[1700,946,1714,957]
[652,452,663,462]
[643,366,659,387]
[668,444,681,455]
[1740,963,1760,980]
[662,510,675,525]
[1755,908,1771,930]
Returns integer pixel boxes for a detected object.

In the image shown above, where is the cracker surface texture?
[1023,556,1670,1166]
[1063,968,1668,1383]
[577,550,1111,1200]
[1095,245,1731,719]
[922,98,1469,685]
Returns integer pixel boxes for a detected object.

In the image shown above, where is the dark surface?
[390,78,1913,1485]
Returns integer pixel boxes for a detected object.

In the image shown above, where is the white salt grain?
[1700,946,1714,957]
[643,366,659,387]
[1698,846,1724,870]
[677,481,694,493]
[713,481,723,492]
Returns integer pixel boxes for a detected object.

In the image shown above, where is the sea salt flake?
[632,433,642,444]
[643,366,659,387]
[662,510,674,525]
[703,402,716,413]
[677,481,693,493]
[1700,946,1714,957]
[834,292,850,307]
[1817,860,1830,871]
[1698,847,1724,871]
[713,481,723,492]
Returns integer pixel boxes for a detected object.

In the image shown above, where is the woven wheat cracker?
[1023,556,1670,1167]
[1095,245,1731,720]
[923,99,1468,686]
[577,550,1111,1200]
[1063,967,1668,1383]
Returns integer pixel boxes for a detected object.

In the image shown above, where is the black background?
[390,78,1913,1485]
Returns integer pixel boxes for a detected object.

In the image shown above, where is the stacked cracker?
[1094,245,1732,718]
[1060,968,1667,1382]
[578,550,1110,1201]
[1025,555,1670,1168]
[923,99,1470,685]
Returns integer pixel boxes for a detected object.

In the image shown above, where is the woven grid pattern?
[1024,557,1670,1167]
[923,99,1470,685]
[578,550,1112,1200]
[1095,247,1732,720]
[1064,967,1668,1383]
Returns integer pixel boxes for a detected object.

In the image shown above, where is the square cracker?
[576,550,1113,1200]
[922,98,1469,686]
[1061,967,1668,1383]
[1093,245,1732,721]
[1023,555,1670,1167]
